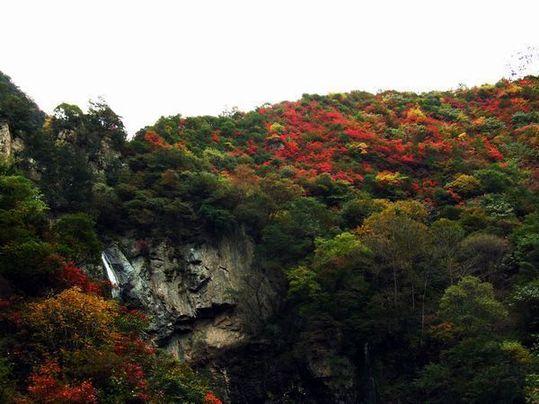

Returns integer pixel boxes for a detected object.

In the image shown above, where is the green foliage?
[260,197,337,267]
[340,196,387,228]
[512,111,539,127]
[313,232,368,269]
[457,234,509,281]
[0,71,44,136]
[148,354,210,403]
[2,69,539,402]
[513,213,539,278]
[0,356,15,402]
[439,276,507,335]
[0,175,47,214]
[475,167,514,193]
[431,219,465,283]
[415,277,531,402]
[52,103,84,131]
[53,213,102,264]
[416,338,529,403]
[0,168,216,402]
[0,175,55,292]
[287,265,321,301]
[0,240,56,293]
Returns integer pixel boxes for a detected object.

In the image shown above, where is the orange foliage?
[204,391,223,404]
[24,287,117,352]
[144,130,169,148]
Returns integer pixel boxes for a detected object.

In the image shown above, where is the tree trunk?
[420,275,428,346]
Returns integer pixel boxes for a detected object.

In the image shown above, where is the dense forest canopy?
[0,69,539,402]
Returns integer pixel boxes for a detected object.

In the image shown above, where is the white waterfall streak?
[101,252,119,298]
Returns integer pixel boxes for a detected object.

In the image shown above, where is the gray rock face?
[0,122,12,158]
[102,231,280,362]
[0,122,25,160]
[94,137,121,175]
[55,129,77,145]
[54,129,121,180]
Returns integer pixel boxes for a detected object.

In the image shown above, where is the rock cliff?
[0,122,25,159]
[101,230,281,363]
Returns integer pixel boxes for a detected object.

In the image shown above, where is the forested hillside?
[1,70,539,402]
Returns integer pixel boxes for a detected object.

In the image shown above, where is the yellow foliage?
[25,287,118,352]
[500,340,532,365]
[375,171,406,186]
[446,174,481,196]
[348,142,369,154]
[503,83,522,96]
[358,200,428,232]
[269,122,285,133]
[355,201,431,271]
[405,107,426,121]
[42,116,54,133]
[383,200,429,222]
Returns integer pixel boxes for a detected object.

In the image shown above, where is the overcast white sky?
[1,0,538,134]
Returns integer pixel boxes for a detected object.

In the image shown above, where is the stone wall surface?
[102,231,280,363]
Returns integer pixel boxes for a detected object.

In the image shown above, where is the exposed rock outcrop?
[0,122,24,159]
[53,128,122,180]
[0,122,11,158]
[93,137,121,176]
[102,231,281,363]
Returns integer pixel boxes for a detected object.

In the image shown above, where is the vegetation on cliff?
[0,73,220,403]
[1,69,539,402]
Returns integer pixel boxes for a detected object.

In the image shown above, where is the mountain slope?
[1,72,539,402]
